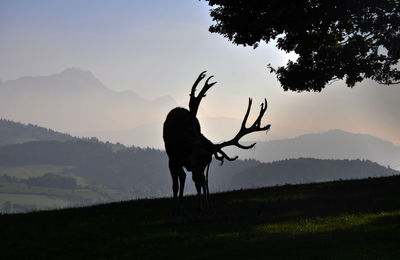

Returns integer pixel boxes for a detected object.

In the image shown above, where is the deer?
[163,71,270,212]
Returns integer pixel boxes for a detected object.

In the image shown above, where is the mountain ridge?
[0,68,177,133]
[227,128,400,168]
[0,119,75,145]
[1,117,399,169]
[230,157,399,189]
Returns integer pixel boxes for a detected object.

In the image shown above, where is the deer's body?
[163,107,213,208]
[163,107,212,172]
[163,71,271,211]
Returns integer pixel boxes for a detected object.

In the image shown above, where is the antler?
[189,71,217,117]
[214,98,271,164]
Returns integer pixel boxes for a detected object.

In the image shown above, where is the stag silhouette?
[163,71,270,211]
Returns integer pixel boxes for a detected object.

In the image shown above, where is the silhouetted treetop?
[202,0,400,91]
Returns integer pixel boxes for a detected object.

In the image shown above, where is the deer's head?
[189,71,271,165]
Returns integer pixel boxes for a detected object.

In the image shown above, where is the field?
[0,164,133,212]
[0,182,121,208]
[1,175,400,259]
[0,165,75,179]
[0,193,70,208]
[0,164,90,186]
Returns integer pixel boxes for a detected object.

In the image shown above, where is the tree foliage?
[203,0,400,91]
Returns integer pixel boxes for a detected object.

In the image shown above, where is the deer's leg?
[195,181,203,210]
[169,160,180,212]
[178,168,186,199]
[203,184,209,210]
[193,169,206,211]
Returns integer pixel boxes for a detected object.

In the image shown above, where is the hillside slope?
[1,175,400,259]
[229,129,400,167]
[0,119,75,145]
[1,139,398,213]
[231,158,399,189]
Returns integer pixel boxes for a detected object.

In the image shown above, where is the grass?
[0,165,75,179]
[0,193,70,208]
[0,182,128,211]
[1,175,400,259]
[0,164,128,211]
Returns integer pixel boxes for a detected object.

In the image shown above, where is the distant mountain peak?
[0,69,182,134]
[294,129,395,146]
[54,67,107,91]
[0,67,109,93]
[228,128,400,167]
[299,128,352,137]
[325,129,348,134]
[59,67,94,77]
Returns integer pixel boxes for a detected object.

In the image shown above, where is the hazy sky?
[1,0,400,145]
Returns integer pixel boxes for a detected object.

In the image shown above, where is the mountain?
[230,158,399,189]
[79,116,245,148]
[0,119,75,145]
[76,122,166,148]
[225,129,400,168]
[0,69,260,148]
[0,137,398,213]
[0,136,397,194]
[0,68,177,134]
[0,68,108,95]
[0,139,254,195]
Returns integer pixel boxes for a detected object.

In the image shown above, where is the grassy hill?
[0,119,75,145]
[2,175,400,259]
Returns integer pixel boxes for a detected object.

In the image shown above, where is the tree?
[202,0,400,91]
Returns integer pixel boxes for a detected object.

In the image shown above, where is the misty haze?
[1,69,399,214]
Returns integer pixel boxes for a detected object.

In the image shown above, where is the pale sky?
[1,0,400,145]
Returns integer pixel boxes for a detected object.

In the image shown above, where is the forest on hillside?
[0,119,75,145]
[0,138,398,213]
